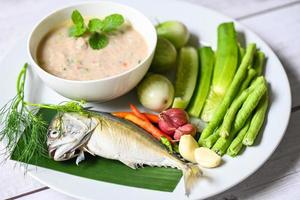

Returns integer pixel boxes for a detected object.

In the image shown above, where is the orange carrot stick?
[144,113,159,123]
[124,113,172,142]
[111,112,129,118]
[129,104,150,122]
[112,112,159,123]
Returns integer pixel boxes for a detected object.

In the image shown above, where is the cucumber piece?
[201,22,239,122]
[172,47,199,109]
[187,47,214,117]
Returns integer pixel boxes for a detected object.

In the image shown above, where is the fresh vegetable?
[238,68,257,95]
[112,112,159,123]
[174,123,196,140]
[179,135,199,163]
[253,51,266,76]
[187,47,214,118]
[129,104,150,122]
[219,77,264,138]
[69,10,124,49]
[158,108,189,135]
[199,43,256,142]
[158,108,195,140]
[238,43,245,65]
[143,113,159,124]
[238,51,265,95]
[137,74,174,112]
[156,21,190,48]
[211,77,266,155]
[150,37,177,73]
[128,104,174,149]
[243,93,268,146]
[194,147,222,168]
[124,113,173,141]
[160,136,174,153]
[233,78,267,131]
[226,118,251,157]
[212,130,236,156]
[201,22,239,122]
[202,128,220,148]
[172,47,199,109]
[224,53,266,152]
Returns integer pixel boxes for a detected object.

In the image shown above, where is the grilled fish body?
[47,111,201,195]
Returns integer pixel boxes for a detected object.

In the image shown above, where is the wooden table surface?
[1,0,300,199]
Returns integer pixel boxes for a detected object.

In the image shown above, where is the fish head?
[47,113,98,161]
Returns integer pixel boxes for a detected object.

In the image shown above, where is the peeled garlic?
[179,135,199,163]
[194,147,222,168]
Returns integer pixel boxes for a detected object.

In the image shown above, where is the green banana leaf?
[11,109,182,192]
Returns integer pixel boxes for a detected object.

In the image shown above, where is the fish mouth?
[48,129,94,161]
[50,149,56,158]
[49,147,79,161]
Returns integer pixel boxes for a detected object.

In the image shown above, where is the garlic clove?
[178,135,199,163]
[194,147,222,168]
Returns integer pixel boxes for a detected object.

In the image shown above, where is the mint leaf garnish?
[69,25,87,37]
[68,10,124,50]
[88,18,104,33]
[102,14,125,32]
[69,10,87,37]
[71,10,84,25]
[88,33,108,49]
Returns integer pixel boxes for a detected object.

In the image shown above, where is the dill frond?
[0,63,88,165]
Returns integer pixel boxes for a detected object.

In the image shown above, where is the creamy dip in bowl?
[28,2,157,101]
[37,22,148,81]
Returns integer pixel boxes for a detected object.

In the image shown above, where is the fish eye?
[49,130,59,138]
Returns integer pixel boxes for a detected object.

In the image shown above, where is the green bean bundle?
[199,43,256,143]
[219,77,264,138]
[211,77,267,155]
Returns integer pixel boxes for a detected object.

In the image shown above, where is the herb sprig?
[0,63,88,164]
[69,10,125,50]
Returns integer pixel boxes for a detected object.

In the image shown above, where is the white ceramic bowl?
[28,1,157,102]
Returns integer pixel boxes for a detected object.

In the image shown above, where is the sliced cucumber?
[172,47,199,109]
[187,47,214,117]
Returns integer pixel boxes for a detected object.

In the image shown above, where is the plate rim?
[1,0,292,199]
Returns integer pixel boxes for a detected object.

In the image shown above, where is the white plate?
[0,0,291,199]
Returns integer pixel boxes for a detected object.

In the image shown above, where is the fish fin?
[76,150,85,165]
[182,164,202,196]
[83,147,95,156]
[120,160,137,169]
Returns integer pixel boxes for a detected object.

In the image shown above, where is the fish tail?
[182,163,202,196]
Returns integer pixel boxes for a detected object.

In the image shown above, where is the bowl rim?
[27,1,157,84]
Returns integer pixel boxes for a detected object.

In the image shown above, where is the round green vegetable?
[137,74,174,112]
[156,21,190,49]
[150,37,177,73]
